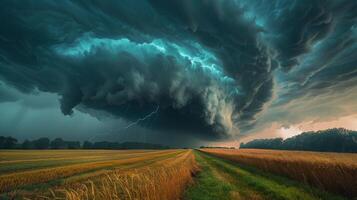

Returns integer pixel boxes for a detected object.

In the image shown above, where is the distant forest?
[0,137,170,150]
[240,128,357,153]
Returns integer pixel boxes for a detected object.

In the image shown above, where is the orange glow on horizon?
[212,114,357,147]
[240,114,357,144]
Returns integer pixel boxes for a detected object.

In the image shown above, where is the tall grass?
[0,150,179,193]
[201,149,357,198]
[46,150,198,200]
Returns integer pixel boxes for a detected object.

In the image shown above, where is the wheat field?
[0,149,198,200]
[201,148,357,198]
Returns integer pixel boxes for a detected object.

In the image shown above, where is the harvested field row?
[0,150,172,174]
[0,150,185,194]
[44,150,198,200]
[0,150,154,163]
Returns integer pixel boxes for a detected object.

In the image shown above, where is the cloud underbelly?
[0,0,355,140]
[52,35,238,136]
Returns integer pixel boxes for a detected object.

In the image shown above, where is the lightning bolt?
[123,105,160,129]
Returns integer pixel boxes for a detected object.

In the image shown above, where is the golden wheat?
[0,150,180,193]
[43,150,198,200]
[0,150,198,200]
[201,148,357,198]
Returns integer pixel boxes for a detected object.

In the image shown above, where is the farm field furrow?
[0,149,198,199]
[0,150,155,162]
[0,150,177,175]
[2,149,356,200]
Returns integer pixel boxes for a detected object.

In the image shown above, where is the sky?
[0,0,356,147]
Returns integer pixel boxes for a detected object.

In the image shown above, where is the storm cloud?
[0,0,356,142]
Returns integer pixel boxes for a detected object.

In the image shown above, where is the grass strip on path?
[185,150,345,200]
[184,150,233,200]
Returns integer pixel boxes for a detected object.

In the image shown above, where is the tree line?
[0,136,170,150]
[199,146,235,149]
[240,128,357,153]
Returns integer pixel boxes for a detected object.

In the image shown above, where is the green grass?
[185,150,346,200]
[184,151,233,200]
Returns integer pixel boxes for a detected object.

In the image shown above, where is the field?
[0,149,198,199]
[200,149,357,199]
[1,149,356,200]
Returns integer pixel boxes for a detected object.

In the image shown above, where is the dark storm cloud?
[268,0,357,108]
[0,0,356,141]
[0,82,18,102]
[236,0,357,135]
